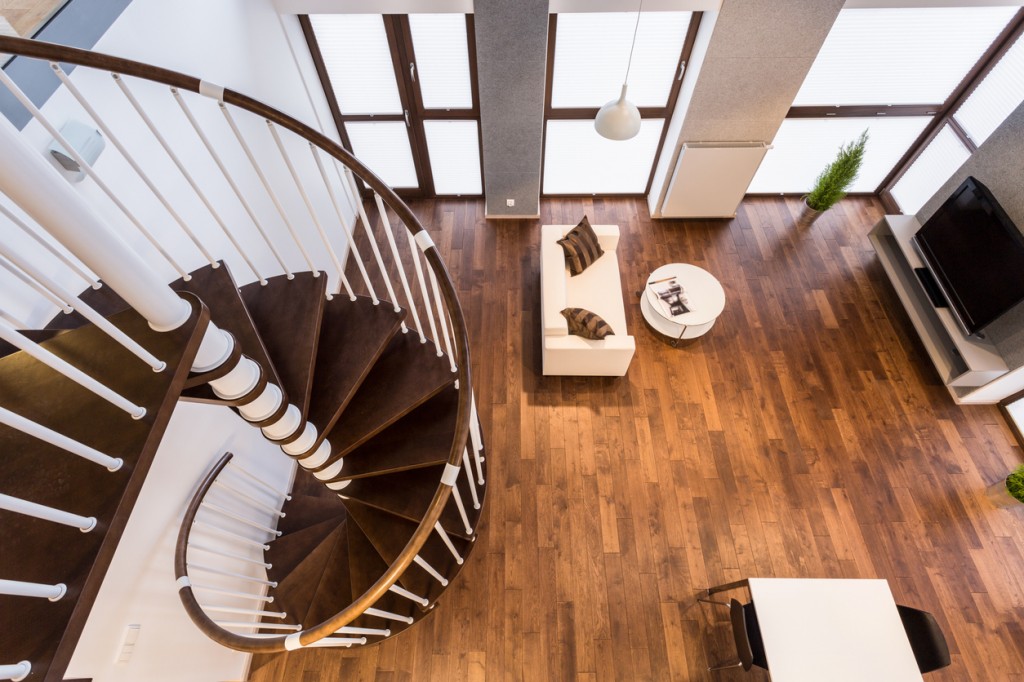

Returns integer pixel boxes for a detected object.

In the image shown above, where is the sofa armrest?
[541,228,569,337]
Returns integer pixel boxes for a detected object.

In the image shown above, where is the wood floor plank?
[249,196,1024,681]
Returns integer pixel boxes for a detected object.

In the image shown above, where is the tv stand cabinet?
[869,215,1008,401]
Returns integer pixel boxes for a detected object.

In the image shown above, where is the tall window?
[749,7,1021,208]
[542,12,701,195]
[304,13,483,198]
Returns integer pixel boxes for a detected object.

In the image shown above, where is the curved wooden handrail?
[0,36,475,651]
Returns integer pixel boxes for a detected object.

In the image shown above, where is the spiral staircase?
[0,36,485,681]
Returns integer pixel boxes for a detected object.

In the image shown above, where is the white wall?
[64,402,293,682]
[1,0,357,327]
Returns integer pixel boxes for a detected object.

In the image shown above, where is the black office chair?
[699,597,768,673]
[897,605,951,674]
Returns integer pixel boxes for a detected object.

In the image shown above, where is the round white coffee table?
[639,263,725,344]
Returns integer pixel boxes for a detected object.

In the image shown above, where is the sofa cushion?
[561,307,614,340]
[556,216,604,276]
[564,250,627,337]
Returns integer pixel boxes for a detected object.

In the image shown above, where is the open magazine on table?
[648,277,690,317]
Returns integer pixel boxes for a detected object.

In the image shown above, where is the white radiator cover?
[660,142,770,218]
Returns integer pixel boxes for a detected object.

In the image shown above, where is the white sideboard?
[869,215,1009,402]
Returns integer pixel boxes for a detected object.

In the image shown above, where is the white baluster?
[307,637,366,648]
[0,69,189,279]
[373,193,423,340]
[0,202,98,289]
[448,483,473,536]
[462,448,481,510]
[310,145,377,302]
[0,311,27,329]
[191,583,274,603]
[189,542,270,568]
[0,661,30,682]
[0,493,96,531]
[427,267,457,371]
[200,502,281,536]
[0,578,66,601]
[407,230,440,346]
[219,105,313,276]
[216,621,301,631]
[187,564,276,587]
[340,168,401,312]
[441,463,473,535]
[171,88,267,282]
[202,604,285,618]
[434,523,464,565]
[388,583,429,606]
[213,480,285,517]
[470,391,485,485]
[364,607,414,624]
[0,319,146,419]
[335,625,391,636]
[266,121,353,301]
[228,463,292,501]
[413,555,449,586]
[0,244,166,371]
[192,520,270,550]
[112,75,222,269]
[0,255,72,312]
[0,403,122,466]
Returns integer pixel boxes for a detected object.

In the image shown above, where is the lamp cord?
[624,0,643,85]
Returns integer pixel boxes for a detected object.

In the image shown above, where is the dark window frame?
[301,13,483,200]
[540,11,702,198]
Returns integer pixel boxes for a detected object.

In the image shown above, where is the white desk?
[710,578,923,681]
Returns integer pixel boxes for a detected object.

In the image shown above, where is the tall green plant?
[806,129,869,211]
[1006,464,1024,503]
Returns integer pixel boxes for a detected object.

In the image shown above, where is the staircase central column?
[0,114,229,370]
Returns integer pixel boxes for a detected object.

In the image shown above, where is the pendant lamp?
[594,0,643,141]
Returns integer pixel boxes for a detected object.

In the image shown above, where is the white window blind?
[408,14,473,110]
[955,33,1024,146]
[344,122,418,188]
[309,15,402,115]
[794,7,1017,106]
[749,118,930,194]
[543,119,663,194]
[423,121,482,195]
[551,12,690,109]
[890,125,970,215]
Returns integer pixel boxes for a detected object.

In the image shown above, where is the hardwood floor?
[249,196,1024,681]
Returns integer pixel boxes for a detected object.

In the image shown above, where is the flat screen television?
[912,177,1024,338]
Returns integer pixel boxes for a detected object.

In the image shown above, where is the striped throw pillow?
[561,307,614,340]
[556,216,604,276]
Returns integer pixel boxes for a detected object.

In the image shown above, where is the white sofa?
[540,224,636,376]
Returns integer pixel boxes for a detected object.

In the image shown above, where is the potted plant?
[987,464,1024,508]
[796,129,869,228]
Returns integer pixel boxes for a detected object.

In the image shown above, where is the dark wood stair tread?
[325,332,455,459]
[327,386,458,482]
[0,296,209,680]
[341,466,472,540]
[266,523,345,628]
[275,487,348,537]
[240,273,326,421]
[266,515,345,581]
[305,296,404,445]
[41,283,130,330]
[346,519,418,624]
[172,263,283,405]
[343,499,443,601]
[301,521,356,629]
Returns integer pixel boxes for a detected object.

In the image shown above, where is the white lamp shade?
[594,84,641,141]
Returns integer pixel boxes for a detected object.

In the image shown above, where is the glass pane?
[409,14,473,110]
[309,15,403,115]
[552,12,691,109]
[890,125,970,215]
[423,120,481,195]
[748,117,930,194]
[543,119,664,194]
[794,7,1017,106]
[345,122,418,188]
[955,34,1024,146]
